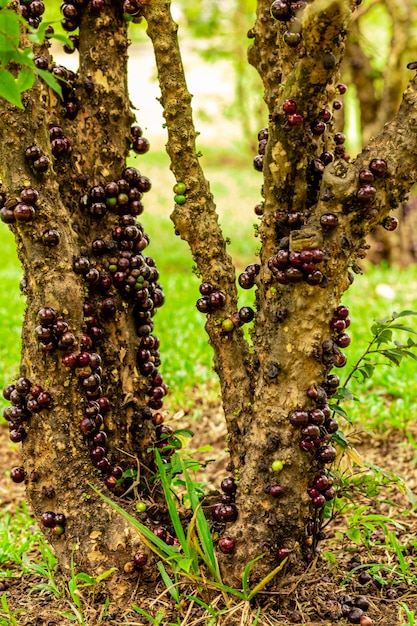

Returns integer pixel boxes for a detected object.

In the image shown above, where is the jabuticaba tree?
[1,0,417,591]
[143,0,417,583]
[0,0,167,584]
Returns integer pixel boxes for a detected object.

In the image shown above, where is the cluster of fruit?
[3,377,51,448]
[173,181,187,205]
[196,282,226,314]
[33,57,79,120]
[238,263,260,290]
[62,348,124,486]
[0,186,39,224]
[355,159,388,215]
[270,0,306,24]
[325,590,373,625]
[34,307,76,354]
[41,511,67,536]
[221,306,255,333]
[253,127,268,172]
[307,472,335,510]
[80,164,151,220]
[20,0,45,29]
[322,305,351,369]
[268,246,325,285]
[130,125,150,156]
[48,125,72,159]
[212,476,238,538]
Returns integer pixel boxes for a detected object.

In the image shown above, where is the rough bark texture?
[0,4,163,583]
[144,0,417,584]
[343,0,417,265]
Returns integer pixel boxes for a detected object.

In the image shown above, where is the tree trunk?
[144,0,417,583]
[0,5,162,582]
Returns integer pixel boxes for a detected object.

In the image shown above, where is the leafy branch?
[0,5,73,108]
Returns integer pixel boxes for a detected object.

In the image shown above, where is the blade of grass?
[179,456,221,582]
[156,562,180,603]
[154,450,194,565]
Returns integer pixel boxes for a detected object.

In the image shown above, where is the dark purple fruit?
[382,216,399,231]
[268,484,284,498]
[132,136,150,154]
[354,596,369,611]
[320,213,338,229]
[335,305,349,319]
[282,99,297,114]
[33,155,50,172]
[311,120,326,135]
[14,203,35,222]
[217,504,238,522]
[153,526,167,541]
[133,553,148,568]
[276,546,290,561]
[356,184,376,205]
[218,536,236,554]
[41,511,56,527]
[318,445,337,463]
[54,513,66,526]
[221,476,236,494]
[347,608,364,624]
[42,229,61,246]
[359,169,374,183]
[21,187,39,204]
[336,333,351,348]
[311,494,326,508]
[369,158,387,178]
[10,466,26,483]
[287,112,303,126]
[357,571,372,585]
[288,409,309,426]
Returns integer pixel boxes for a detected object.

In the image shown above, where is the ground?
[0,391,416,626]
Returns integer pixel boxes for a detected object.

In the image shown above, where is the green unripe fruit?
[174,194,186,205]
[108,264,117,273]
[135,501,147,513]
[173,182,186,194]
[271,459,285,473]
[222,319,234,333]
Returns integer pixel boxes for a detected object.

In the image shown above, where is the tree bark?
[0,5,162,582]
[144,0,417,584]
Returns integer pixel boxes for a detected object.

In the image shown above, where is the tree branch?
[143,1,253,450]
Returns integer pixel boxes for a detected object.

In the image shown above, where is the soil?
[0,390,416,626]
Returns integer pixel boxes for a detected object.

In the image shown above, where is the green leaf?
[392,310,417,319]
[0,9,19,45]
[346,527,362,545]
[374,328,392,344]
[329,403,351,421]
[95,567,118,584]
[173,428,194,438]
[35,67,63,99]
[0,68,23,108]
[0,0,10,8]
[332,387,358,402]
[16,68,35,93]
